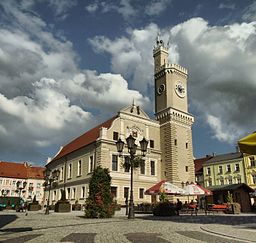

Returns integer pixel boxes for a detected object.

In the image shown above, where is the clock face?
[175,81,186,98]
[157,84,165,95]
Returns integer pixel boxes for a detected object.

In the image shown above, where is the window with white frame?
[53,190,57,201]
[72,188,76,199]
[228,177,232,184]
[208,178,212,186]
[124,187,129,199]
[60,167,64,181]
[219,178,224,185]
[68,164,72,179]
[150,160,155,175]
[36,183,41,189]
[124,156,130,172]
[67,188,71,199]
[139,188,144,199]
[234,163,240,172]
[81,186,86,198]
[218,165,223,174]
[0,179,2,185]
[236,176,241,184]
[111,186,117,198]
[226,164,231,173]
[206,167,211,175]
[140,160,145,174]
[252,174,256,184]
[112,155,118,171]
[89,156,94,173]
[250,156,255,167]
[78,160,82,176]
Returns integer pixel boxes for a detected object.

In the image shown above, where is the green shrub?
[84,166,115,218]
[153,202,177,216]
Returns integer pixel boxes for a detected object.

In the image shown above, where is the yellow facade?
[243,154,256,190]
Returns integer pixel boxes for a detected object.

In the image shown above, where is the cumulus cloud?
[242,2,256,22]
[90,18,256,144]
[169,18,256,142]
[145,0,172,16]
[0,1,149,163]
[89,23,160,92]
[85,0,136,21]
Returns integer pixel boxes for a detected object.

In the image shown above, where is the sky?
[0,0,256,166]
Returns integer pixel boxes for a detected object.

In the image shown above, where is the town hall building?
[46,37,195,205]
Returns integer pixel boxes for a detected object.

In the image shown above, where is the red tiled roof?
[52,116,117,162]
[194,156,213,174]
[0,161,45,179]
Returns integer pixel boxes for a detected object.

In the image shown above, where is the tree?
[84,166,115,218]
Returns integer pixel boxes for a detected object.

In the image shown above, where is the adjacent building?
[0,161,45,204]
[243,154,256,190]
[46,36,195,206]
[202,152,246,188]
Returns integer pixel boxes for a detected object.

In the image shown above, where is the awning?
[238,132,256,155]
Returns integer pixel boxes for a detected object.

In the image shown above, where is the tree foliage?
[84,166,115,218]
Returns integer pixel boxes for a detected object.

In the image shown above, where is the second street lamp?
[116,135,148,219]
[44,169,60,215]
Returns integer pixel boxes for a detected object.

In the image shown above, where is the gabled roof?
[0,161,45,179]
[194,156,213,174]
[209,183,254,192]
[204,152,243,164]
[51,116,117,162]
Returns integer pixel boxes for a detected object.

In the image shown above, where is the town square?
[1,0,256,242]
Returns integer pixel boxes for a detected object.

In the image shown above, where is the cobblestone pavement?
[0,209,255,243]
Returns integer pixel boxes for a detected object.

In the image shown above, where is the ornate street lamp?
[44,169,60,215]
[116,135,148,219]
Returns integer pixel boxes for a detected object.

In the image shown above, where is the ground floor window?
[124,187,129,199]
[139,188,144,199]
[111,186,117,198]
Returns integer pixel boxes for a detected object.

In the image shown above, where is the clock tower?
[153,35,195,186]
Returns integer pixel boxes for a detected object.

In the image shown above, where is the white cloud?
[90,18,256,144]
[242,2,256,22]
[0,1,149,163]
[145,0,172,16]
[170,18,256,143]
[89,23,160,92]
[218,3,236,10]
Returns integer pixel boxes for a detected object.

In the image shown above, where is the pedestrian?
[176,199,182,215]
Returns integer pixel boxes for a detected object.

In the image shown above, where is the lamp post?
[116,135,148,219]
[16,181,27,207]
[44,169,60,215]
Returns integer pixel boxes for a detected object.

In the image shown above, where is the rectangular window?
[250,157,255,167]
[68,164,72,178]
[174,139,177,146]
[186,142,188,149]
[60,167,64,180]
[207,167,211,175]
[124,156,130,172]
[67,188,71,199]
[12,180,16,186]
[89,156,94,173]
[252,175,256,184]
[0,179,2,185]
[81,186,85,198]
[124,187,129,199]
[228,177,232,184]
[53,190,57,201]
[78,160,82,176]
[150,140,154,148]
[140,161,145,174]
[113,132,119,141]
[150,160,155,175]
[226,164,231,173]
[208,178,212,186]
[220,178,224,185]
[237,177,241,184]
[111,186,117,198]
[72,188,76,199]
[36,183,41,189]
[235,164,240,172]
[139,188,144,199]
[218,166,223,174]
[112,155,118,171]
[185,166,188,172]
